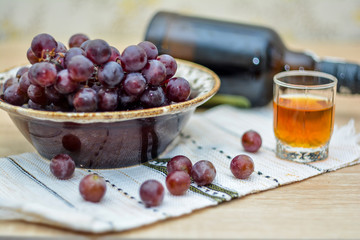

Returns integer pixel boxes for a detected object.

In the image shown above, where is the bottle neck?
[315,59,360,94]
[282,50,316,71]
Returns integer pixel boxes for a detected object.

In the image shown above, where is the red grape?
[31,33,58,58]
[27,99,44,110]
[230,154,254,179]
[4,84,28,106]
[45,85,63,105]
[165,77,191,102]
[19,72,31,93]
[54,70,79,94]
[26,48,39,64]
[98,61,124,87]
[64,47,86,67]
[142,60,166,86]
[191,160,216,186]
[109,46,121,62]
[69,33,89,48]
[138,41,158,60]
[85,39,111,65]
[56,41,67,53]
[79,174,107,203]
[140,86,166,108]
[120,45,147,72]
[241,130,262,153]
[50,153,75,180]
[73,87,98,112]
[27,84,48,106]
[28,62,57,87]
[118,89,138,108]
[67,55,94,82]
[123,73,146,96]
[157,54,177,79]
[16,67,29,79]
[98,87,118,111]
[3,77,17,92]
[139,179,164,207]
[167,155,192,175]
[80,40,90,51]
[166,171,191,196]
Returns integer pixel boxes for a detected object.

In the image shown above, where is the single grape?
[27,99,44,110]
[118,89,138,109]
[85,39,111,65]
[3,77,17,92]
[140,86,166,108]
[230,155,254,179]
[56,41,67,53]
[54,69,79,94]
[91,83,102,93]
[64,47,86,67]
[66,93,75,108]
[45,85,63,105]
[53,53,66,72]
[31,33,58,58]
[241,130,262,153]
[98,61,124,87]
[109,46,121,62]
[67,55,95,82]
[3,84,28,106]
[142,60,166,86]
[50,153,75,180]
[27,84,48,106]
[120,45,147,72]
[79,174,107,203]
[73,87,98,112]
[80,40,90,51]
[191,160,216,186]
[138,41,158,60]
[28,62,57,87]
[166,171,191,196]
[19,72,31,93]
[27,48,39,64]
[165,77,191,102]
[123,73,146,96]
[16,67,29,79]
[69,33,89,48]
[98,87,118,111]
[157,54,177,79]
[139,179,164,207]
[167,155,192,175]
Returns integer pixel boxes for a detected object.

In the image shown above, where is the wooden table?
[0,40,360,239]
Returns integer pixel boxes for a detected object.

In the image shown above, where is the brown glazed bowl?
[0,60,220,168]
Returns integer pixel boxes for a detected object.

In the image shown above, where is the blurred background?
[0,0,359,51]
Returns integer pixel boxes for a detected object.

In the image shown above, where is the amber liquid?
[273,94,334,148]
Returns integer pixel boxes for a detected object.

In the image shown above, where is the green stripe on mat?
[143,159,239,203]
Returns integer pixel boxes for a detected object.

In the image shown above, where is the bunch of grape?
[2,33,191,112]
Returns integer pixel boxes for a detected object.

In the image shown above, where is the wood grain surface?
[0,40,359,239]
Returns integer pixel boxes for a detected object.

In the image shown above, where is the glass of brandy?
[273,70,337,162]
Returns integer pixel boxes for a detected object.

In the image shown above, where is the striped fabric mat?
[0,105,359,233]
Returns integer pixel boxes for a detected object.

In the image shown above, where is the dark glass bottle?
[145,11,360,107]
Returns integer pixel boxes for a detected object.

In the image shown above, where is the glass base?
[276,139,329,163]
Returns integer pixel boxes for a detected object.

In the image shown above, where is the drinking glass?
[273,70,337,162]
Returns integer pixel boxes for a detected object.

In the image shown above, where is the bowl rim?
[0,59,220,123]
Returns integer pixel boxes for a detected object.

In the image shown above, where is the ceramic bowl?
[0,60,220,168]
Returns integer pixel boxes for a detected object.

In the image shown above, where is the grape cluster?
[2,33,191,112]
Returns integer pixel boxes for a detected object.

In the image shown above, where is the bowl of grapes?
[0,33,220,168]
